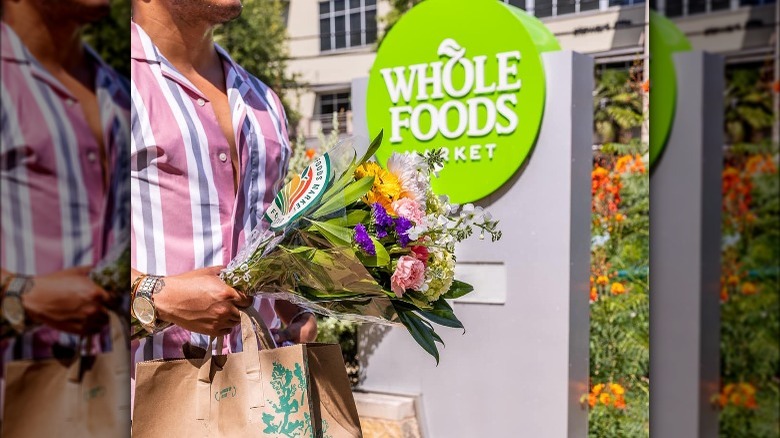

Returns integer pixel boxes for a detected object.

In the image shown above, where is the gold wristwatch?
[2,275,33,334]
[131,275,169,334]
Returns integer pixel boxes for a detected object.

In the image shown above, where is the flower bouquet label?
[265,154,333,231]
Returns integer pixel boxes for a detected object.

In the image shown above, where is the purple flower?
[354,223,376,255]
[395,217,413,247]
[372,203,394,239]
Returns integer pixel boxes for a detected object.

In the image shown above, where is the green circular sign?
[368,0,551,204]
[649,11,691,167]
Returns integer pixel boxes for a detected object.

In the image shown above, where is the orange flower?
[739,383,756,396]
[614,395,627,409]
[726,275,739,286]
[599,393,612,405]
[592,383,605,396]
[610,282,626,295]
[723,383,736,396]
[745,396,758,409]
[590,287,598,303]
[729,392,743,406]
[614,213,625,222]
[305,148,317,160]
[641,80,650,93]
[741,282,757,295]
[609,383,625,396]
[588,394,597,408]
[615,155,633,173]
[720,288,729,302]
[596,275,609,286]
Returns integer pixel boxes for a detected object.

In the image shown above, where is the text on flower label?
[265,154,332,230]
[380,39,522,144]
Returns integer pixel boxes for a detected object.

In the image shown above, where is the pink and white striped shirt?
[0,22,131,356]
[130,22,290,372]
[0,21,131,410]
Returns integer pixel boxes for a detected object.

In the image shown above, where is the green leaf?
[359,130,384,165]
[323,209,370,227]
[397,308,440,364]
[307,220,353,247]
[417,297,464,330]
[319,155,358,204]
[312,176,375,219]
[440,280,474,300]
[356,237,390,267]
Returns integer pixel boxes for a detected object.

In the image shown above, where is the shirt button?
[197,98,206,107]
[87,151,97,162]
[66,99,76,107]
[218,152,228,162]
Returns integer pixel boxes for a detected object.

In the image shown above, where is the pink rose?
[391,255,426,298]
[391,198,426,226]
[410,246,429,265]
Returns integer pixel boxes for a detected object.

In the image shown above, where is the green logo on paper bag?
[262,362,313,437]
[215,386,237,401]
[265,155,332,230]
[83,385,106,401]
[368,0,558,203]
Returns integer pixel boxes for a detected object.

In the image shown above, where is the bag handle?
[66,311,127,383]
[195,335,224,420]
[195,308,276,420]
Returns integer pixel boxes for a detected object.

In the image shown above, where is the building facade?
[284,0,776,141]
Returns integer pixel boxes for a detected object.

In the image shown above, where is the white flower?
[387,152,429,203]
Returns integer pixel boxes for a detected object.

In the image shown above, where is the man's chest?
[134,80,289,199]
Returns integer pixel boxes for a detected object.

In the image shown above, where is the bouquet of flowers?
[223,132,501,362]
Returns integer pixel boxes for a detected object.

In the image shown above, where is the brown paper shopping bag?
[132,307,362,437]
[2,312,131,438]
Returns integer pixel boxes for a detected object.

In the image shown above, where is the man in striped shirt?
[0,0,130,420]
[129,0,317,393]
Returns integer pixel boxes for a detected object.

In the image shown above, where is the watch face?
[2,296,24,325]
[132,297,155,325]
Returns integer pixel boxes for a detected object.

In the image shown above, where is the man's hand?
[154,266,251,337]
[23,266,110,335]
[271,301,317,346]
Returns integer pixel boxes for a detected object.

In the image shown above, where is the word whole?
[379,38,522,163]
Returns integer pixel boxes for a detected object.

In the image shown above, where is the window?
[502,0,641,17]
[319,0,377,52]
[317,92,350,133]
[662,0,773,16]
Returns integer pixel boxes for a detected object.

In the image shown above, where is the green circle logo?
[649,11,692,167]
[368,0,552,203]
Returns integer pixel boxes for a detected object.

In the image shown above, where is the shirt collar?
[1,22,128,105]
[131,21,255,103]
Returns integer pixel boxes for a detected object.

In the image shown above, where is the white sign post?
[351,50,593,437]
[649,51,724,438]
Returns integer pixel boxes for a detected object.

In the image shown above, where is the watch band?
[132,275,170,334]
[2,275,33,333]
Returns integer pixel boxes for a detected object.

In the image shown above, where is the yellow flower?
[741,282,757,295]
[592,383,605,396]
[355,162,402,214]
[599,393,612,405]
[726,275,739,286]
[614,213,625,222]
[610,282,626,295]
[739,383,756,396]
[596,275,609,286]
[609,383,625,396]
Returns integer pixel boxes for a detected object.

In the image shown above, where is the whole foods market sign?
[368,0,557,203]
